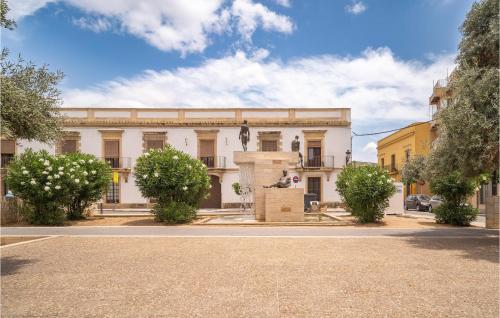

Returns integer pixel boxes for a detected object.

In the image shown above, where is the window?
[307,177,321,201]
[257,131,281,152]
[1,139,15,167]
[199,139,215,168]
[106,178,120,203]
[390,154,396,171]
[56,132,80,154]
[145,139,164,151]
[261,140,278,152]
[143,132,166,152]
[405,149,411,162]
[104,140,120,168]
[307,141,322,167]
[380,158,385,168]
[61,139,77,154]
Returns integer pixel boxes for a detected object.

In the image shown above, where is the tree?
[134,146,211,223]
[336,165,396,223]
[430,171,479,226]
[0,0,64,143]
[426,0,499,180]
[61,153,111,220]
[401,155,426,185]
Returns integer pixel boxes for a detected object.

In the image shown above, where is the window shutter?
[104,140,120,157]
[1,140,15,154]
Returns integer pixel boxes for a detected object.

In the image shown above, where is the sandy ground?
[1,236,498,317]
[1,214,470,228]
[0,236,46,246]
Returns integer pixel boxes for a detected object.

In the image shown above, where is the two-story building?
[1,107,352,209]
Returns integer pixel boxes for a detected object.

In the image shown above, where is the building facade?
[1,107,351,209]
[376,122,432,196]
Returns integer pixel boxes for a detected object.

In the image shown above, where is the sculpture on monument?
[264,170,291,188]
[291,135,304,168]
[239,120,250,151]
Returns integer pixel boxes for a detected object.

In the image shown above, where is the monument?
[233,151,304,222]
[238,120,250,151]
[291,135,304,168]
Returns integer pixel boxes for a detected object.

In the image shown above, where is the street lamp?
[345,149,352,166]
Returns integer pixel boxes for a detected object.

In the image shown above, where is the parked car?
[405,194,431,211]
[429,195,443,213]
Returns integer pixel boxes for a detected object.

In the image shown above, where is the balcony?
[200,156,226,169]
[302,156,334,169]
[1,154,14,168]
[429,78,449,105]
[101,157,132,170]
[382,165,398,174]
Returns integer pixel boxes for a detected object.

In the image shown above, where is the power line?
[352,120,431,137]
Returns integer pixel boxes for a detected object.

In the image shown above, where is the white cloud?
[9,0,294,55]
[362,142,377,153]
[356,141,378,162]
[345,1,367,15]
[231,0,294,42]
[8,0,56,19]
[72,17,113,33]
[63,47,454,124]
[274,0,291,8]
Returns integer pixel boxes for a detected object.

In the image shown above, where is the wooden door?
[200,175,221,209]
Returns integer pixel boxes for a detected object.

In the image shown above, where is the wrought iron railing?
[303,156,334,168]
[382,165,398,173]
[200,156,226,169]
[101,157,132,169]
[1,154,14,168]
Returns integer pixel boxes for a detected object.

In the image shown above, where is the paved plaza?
[1,229,499,317]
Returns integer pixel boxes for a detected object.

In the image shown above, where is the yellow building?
[377,122,431,196]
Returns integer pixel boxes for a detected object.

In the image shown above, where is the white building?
[1,107,351,209]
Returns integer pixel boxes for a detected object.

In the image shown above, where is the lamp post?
[345,149,351,166]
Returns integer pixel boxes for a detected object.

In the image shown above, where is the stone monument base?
[264,188,304,222]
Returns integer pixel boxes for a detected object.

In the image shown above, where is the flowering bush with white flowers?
[60,152,111,220]
[134,145,211,223]
[6,149,70,225]
[5,149,111,224]
[335,165,396,223]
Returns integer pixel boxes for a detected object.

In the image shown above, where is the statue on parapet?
[291,135,304,168]
[264,170,291,188]
[239,120,250,151]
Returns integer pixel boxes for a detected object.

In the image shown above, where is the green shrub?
[61,153,111,220]
[336,165,396,223]
[153,201,197,224]
[232,182,241,195]
[5,150,70,225]
[134,146,210,223]
[434,203,478,226]
[430,171,479,226]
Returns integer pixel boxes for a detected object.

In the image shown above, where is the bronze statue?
[264,170,291,188]
[291,135,304,168]
[239,120,250,151]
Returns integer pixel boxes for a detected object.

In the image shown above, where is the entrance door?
[307,177,321,201]
[200,175,221,209]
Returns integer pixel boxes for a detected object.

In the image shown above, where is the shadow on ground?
[1,256,37,276]
[389,229,499,263]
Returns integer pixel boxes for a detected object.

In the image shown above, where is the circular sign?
[292,176,300,183]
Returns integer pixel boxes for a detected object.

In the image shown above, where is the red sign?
[292,176,300,183]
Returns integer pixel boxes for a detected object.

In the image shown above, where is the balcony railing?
[303,156,334,169]
[200,156,226,169]
[1,154,14,168]
[101,157,132,169]
[382,165,398,174]
[434,78,448,89]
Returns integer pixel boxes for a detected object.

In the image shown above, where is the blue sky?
[3,0,474,161]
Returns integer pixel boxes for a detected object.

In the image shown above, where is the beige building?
[1,107,352,209]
